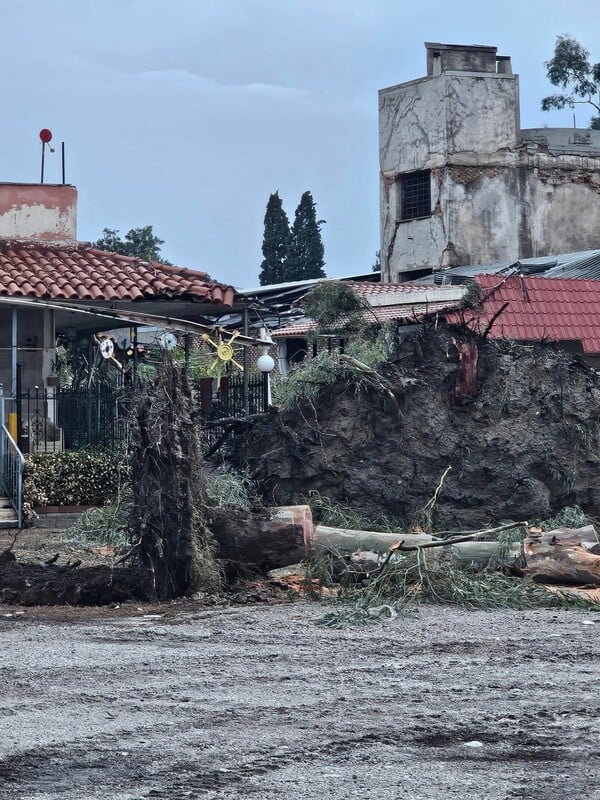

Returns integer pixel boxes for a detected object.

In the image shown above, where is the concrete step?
[0,498,18,528]
[33,512,82,530]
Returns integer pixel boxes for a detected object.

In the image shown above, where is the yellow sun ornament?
[201,330,244,381]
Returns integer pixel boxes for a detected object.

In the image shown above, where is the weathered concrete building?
[379,42,600,282]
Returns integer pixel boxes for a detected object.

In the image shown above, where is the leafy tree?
[285,191,326,282]
[93,226,172,264]
[258,192,292,285]
[541,34,600,129]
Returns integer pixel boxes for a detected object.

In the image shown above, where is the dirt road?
[1,602,599,799]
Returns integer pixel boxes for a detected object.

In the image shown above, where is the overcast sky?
[1,0,598,288]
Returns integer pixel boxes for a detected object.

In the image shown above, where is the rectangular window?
[400,170,431,220]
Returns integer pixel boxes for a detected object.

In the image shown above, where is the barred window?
[400,171,431,220]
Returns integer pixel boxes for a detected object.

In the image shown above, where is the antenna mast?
[39,128,54,183]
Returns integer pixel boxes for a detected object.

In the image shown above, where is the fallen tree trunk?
[208,506,523,575]
[313,524,435,554]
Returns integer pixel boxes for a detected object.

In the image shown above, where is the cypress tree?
[258,192,291,286]
[286,191,326,282]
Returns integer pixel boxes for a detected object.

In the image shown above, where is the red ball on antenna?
[39,129,53,143]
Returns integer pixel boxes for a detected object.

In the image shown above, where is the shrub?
[23,448,130,507]
[302,281,367,333]
[205,465,258,508]
[67,491,132,547]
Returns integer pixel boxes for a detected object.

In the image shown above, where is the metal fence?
[191,374,268,421]
[0,388,24,527]
[13,373,268,454]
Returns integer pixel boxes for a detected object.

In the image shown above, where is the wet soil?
[235,331,600,529]
[1,602,599,799]
[0,529,153,607]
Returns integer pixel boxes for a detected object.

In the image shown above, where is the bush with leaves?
[205,465,258,508]
[23,448,130,507]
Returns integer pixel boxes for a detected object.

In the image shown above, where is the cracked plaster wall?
[380,65,600,281]
[0,184,77,242]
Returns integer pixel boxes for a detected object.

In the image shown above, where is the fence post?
[16,363,23,452]
[86,386,93,445]
[0,384,5,474]
[243,307,250,415]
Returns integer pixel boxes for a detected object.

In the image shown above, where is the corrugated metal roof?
[447,274,600,353]
[544,252,600,280]
[417,250,600,285]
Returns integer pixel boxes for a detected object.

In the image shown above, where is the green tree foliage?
[302,281,366,334]
[258,192,292,285]
[541,34,600,129]
[93,225,172,264]
[286,191,326,282]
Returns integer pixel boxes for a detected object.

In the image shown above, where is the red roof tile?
[447,275,600,354]
[273,300,456,338]
[0,240,236,307]
[344,281,436,296]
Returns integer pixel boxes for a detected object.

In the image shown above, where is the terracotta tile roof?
[344,281,436,296]
[289,280,438,307]
[0,240,236,306]
[273,300,456,338]
[448,274,600,353]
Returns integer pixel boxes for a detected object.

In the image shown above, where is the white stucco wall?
[382,156,600,280]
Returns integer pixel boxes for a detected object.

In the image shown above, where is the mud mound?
[233,329,600,528]
[0,553,153,606]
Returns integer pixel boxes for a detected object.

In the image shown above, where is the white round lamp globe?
[257,353,275,373]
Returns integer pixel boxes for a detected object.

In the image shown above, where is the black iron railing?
[0,386,24,527]
[17,385,131,452]
[13,373,269,454]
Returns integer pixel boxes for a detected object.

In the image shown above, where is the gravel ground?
[1,602,599,800]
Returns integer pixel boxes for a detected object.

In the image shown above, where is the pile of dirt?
[232,328,600,529]
[0,550,153,606]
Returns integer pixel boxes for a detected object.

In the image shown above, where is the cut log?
[206,507,308,577]
[534,525,598,547]
[312,522,520,568]
[524,537,600,586]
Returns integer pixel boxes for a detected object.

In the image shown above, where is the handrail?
[0,423,25,529]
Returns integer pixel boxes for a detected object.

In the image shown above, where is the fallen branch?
[337,354,397,398]
[437,521,529,540]
[394,522,528,551]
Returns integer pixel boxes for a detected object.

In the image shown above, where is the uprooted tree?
[129,361,222,598]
